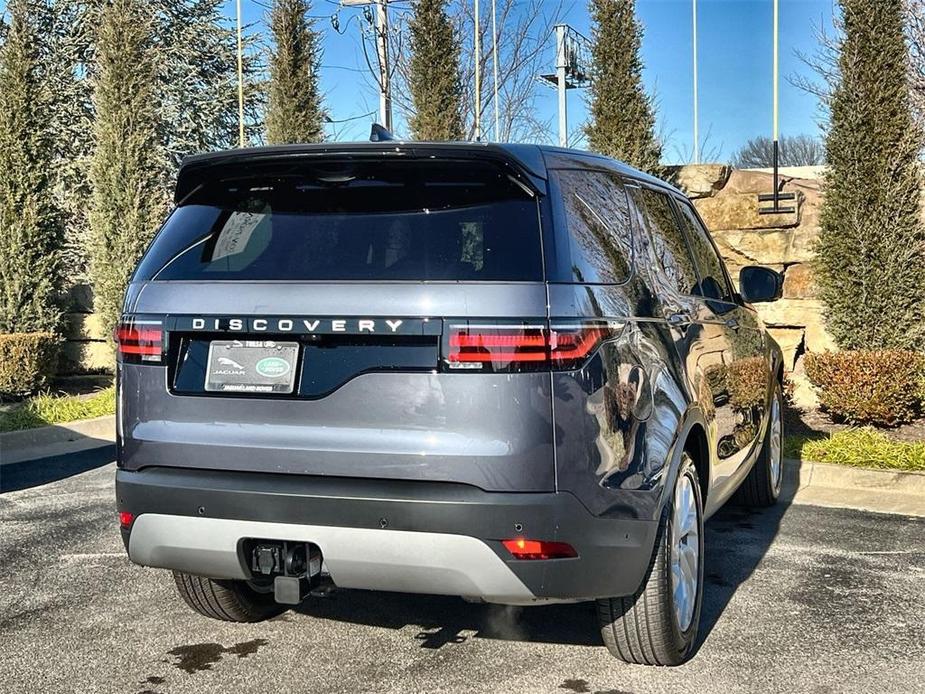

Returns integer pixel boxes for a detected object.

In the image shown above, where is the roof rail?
[369,123,396,142]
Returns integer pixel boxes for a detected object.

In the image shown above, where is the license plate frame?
[205,340,300,394]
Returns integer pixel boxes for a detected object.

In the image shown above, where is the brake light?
[444,321,621,371]
[502,538,577,560]
[116,318,164,364]
[447,324,548,367]
[118,511,135,529]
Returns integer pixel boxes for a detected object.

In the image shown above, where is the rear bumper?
[116,467,657,604]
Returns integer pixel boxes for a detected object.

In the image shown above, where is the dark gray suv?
[115,141,784,666]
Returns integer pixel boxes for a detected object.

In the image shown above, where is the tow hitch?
[247,540,324,605]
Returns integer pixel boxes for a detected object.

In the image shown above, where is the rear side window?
[134,160,543,282]
[554,169,633,284]
[675,200,734,303]
[638,187,699,296]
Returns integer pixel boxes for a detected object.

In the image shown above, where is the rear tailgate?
[117,154,557,492]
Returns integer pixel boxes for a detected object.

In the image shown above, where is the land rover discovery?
[115,140,784,666]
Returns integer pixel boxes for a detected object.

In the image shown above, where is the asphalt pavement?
[1,451,923,694]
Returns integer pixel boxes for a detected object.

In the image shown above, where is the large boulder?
[782,262,818,298]
[696,191,802,231]
[669,164,729,198]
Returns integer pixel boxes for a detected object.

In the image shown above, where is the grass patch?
[785,427,925,472]
[0,386,115,432]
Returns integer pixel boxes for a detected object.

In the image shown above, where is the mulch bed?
[785,402,925,443]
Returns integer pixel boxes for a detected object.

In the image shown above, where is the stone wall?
[59,284,111,375]
[672,164,836,407]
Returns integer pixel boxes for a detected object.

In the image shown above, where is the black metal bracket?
[757,139,796,215]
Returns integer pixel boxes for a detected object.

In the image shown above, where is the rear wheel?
[597,453,704,666]
[173,571,285,622]
[734,380,783,507]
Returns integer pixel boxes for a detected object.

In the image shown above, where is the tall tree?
[408,0,464,140]
[584,0,661,174]
[0,0,64,334]
[266,0,324,144]
[156,0,265,163]
[392,0,562,142]
[815,0,925,350]
[89,0,166,342]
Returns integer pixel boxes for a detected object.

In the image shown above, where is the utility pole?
[491,0,500,141]
[236,0,245,148]
[692,0,699,163]
[474,0,481,140]
[375,0,393,131]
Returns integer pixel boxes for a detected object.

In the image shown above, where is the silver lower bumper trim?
[128,514,538,604]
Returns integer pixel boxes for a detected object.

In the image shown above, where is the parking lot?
[1,452,923,694]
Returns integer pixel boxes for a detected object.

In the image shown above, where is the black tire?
[733,379,784,507]
[597,453,704,666]
[172,571,285,622]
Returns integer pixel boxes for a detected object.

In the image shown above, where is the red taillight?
[502,538,578,560]
[445,321,621,371]
[116,318,163,363]
[119,511,135,529]
[447,325,549,366]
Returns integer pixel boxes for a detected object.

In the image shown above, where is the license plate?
[205,340,299,394]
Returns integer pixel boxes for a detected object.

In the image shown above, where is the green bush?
[805,350,925,426]
[0,332,60,397]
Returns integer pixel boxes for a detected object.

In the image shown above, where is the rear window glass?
[135,160,543,282]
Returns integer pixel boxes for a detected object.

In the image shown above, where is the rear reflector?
[116,318,163,364]
[118,511,135,529]
[502,538,578,560]
[445,321,621,371]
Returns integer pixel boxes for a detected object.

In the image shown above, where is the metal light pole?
[474,0,482,140]
[692,0,699,163]
[541,25,590,148]
[491,0,500,141]
[758,0,795,215]
[556,25,568,147]
[236,0,245,148]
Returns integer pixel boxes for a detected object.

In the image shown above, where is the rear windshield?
[135,159,543,282]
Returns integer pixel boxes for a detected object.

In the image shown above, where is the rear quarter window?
[553,169,633,284]
[134,160,544,283]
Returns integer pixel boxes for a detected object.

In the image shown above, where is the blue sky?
[0,0,836,162]
[232,0,836,161]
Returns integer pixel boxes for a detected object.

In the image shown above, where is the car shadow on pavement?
[294,589,601,648]
[293,492,794,653]
[694,488,794,655]
[0,444,116,493]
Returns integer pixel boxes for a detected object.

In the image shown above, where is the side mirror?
[739,266,783,303]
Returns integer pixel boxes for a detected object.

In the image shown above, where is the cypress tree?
[89,0,166,343]
[408,0,464,141]
[266,0,325,144]
[815,0,925,350]
[585,0,661,174]
[156,0,264,163]
[0,0,64,334]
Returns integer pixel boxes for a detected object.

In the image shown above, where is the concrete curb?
[0,416,115,466]
[783,458,925,517]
